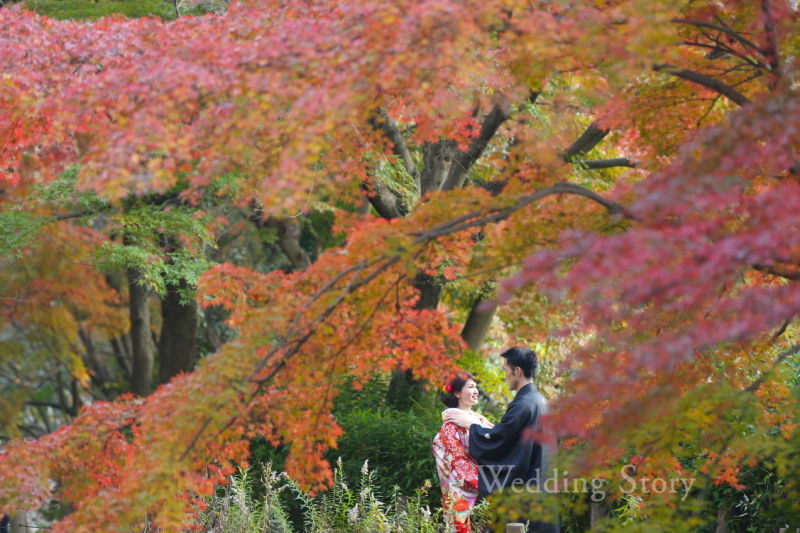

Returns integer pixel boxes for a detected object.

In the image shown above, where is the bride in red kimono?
[432,373,494,533]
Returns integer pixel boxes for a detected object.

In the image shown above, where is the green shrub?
[22,0,229,21]
[331,407,443,500]
[23,0,176,20]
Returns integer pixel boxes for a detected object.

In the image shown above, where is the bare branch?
[413,182,636,243]
[51,212,88,221]
[681,40,766,71]
[653,64,752,107]
[671,18,761,53]
[0,296,33,303]
[573,157,637,170]
[25,400,65,410]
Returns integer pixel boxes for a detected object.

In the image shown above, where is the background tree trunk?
[158,279,200,385]
[109,334,133,377]
[266,217,312,271]
[412,271,444,311]
[78,326,113,393]
[9,512,28,533]
[128,267,153,397]
[716,506,731,533]
[461,291,497,352]
[590,500,608,529]
[386,271,444,409]
[419,140,458,195]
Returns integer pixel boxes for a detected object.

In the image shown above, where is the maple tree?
[2,0,800,531]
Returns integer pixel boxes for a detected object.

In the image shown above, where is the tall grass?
[191,460,490,533]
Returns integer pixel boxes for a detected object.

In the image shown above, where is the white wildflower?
[348,504,360,524]
[361,460,369,474]
[421,505,432,522]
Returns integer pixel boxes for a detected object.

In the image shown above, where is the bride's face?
[455,379,479,408]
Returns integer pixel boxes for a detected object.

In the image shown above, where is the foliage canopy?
[2,0,800,531]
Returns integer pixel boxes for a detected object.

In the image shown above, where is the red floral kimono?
[432,408,492,533]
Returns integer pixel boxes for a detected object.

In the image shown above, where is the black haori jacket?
[468,383,556,498]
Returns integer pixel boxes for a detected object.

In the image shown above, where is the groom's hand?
[444,410,478,428]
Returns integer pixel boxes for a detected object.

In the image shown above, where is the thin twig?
[672,18,762,53]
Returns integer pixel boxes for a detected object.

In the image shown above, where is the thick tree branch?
[461,290,497,351]
[363,180,406,220]
[370,110,421,192]
[442,94,531,191]
[573,157,637,169]
[769,315,794,344]
[753,263,800,280]
[25,400,65,410]
[671,18,761,53]
[52,212,88,221]
[760,0,782,82]
[420,140,459,195]
[265,217,312,271]
[562,122,636,170]
[247,207,313,270]
[564,121,610,159]
[681,40,767,71]
[413,182,635,243]
[365,110,420,218]
[653,64,751,107]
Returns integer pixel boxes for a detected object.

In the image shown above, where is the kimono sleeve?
[468,400,536,464]
[440,422,479,492]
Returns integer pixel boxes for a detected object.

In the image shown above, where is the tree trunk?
[419,140,458,196]
[78,327,113,392]
[412,271,444,311]
[461,293,497,352]
[109,334,133,377]
[103,272,134,378]
[70,378,82,415]
[266,217,312,271]
[9,512,28,533]
[356,194,373,215]
[386,271,443,409]
[365,178,407,219]
[158,279,200,385]
[716,506,731,533]
[128,267,153,397]
[590,500,608,529]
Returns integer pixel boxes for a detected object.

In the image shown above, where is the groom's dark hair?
[440,372,477,409]
[501,347,538,379]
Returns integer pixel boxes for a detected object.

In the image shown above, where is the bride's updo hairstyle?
[440,372,477,408]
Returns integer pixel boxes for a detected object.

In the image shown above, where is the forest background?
[2,0,800,532]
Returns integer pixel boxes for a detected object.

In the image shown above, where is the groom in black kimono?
[446,347,558,533]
